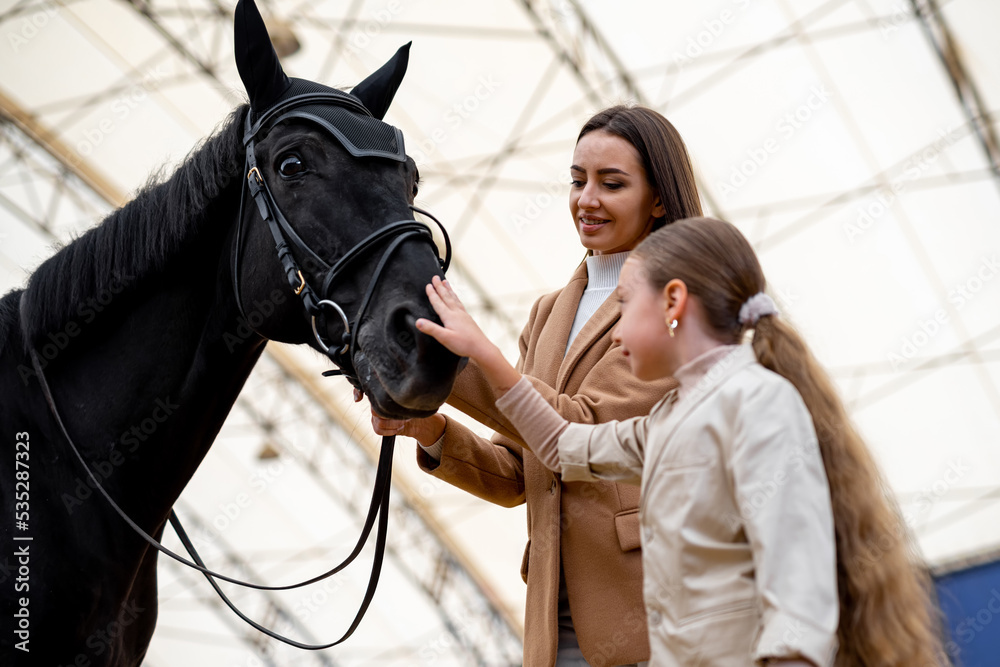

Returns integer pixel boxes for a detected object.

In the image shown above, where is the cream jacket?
[497,344,839,666]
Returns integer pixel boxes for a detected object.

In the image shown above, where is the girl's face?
[569,130,665,255]
[612,257,673,381]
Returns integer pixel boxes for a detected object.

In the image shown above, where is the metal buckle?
[311,299,351,357]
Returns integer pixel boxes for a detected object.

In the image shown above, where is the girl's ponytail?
[753,315,948,667]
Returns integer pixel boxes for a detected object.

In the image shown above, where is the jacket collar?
[674,344,743,402]
[643,344,758,475]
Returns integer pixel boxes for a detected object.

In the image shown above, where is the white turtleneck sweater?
[564,251,629,355]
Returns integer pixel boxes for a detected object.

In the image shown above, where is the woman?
[373,105,702,666]
[413,217,947,666]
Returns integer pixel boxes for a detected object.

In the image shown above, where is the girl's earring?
[668,318,678,338]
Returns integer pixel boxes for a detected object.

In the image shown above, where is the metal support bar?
[166,500,339,667]
[516,0,726,216]
[910,0,1000,198]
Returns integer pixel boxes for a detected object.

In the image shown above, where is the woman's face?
[612,257,673,381]
[569,130,665,255]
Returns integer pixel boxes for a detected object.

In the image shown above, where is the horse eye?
[278,155,305,177]
[412,183,419,198]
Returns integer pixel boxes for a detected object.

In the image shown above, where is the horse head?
[231,0,463,419]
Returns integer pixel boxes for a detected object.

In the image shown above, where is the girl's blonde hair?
[633,216,948,666]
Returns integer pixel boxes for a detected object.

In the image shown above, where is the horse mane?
[0,293,21,350]
[10,104,250,353]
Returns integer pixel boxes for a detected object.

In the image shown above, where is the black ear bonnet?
[235,0,409,161]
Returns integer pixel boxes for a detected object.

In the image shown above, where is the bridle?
[232,90,452,389]
[23,92,454,651]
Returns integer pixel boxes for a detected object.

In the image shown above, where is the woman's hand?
[416,276,493,360]
[416,276,522,397]
[370,409,446,447]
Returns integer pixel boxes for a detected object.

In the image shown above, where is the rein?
[22,95,455,650]
[23,329,395,648]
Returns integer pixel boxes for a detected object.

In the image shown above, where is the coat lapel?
[558,290,620,391]
[534,262,587,388]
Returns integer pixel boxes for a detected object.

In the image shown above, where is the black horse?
[0,1,462,664]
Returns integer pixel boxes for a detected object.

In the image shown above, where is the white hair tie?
[739,292,779,326]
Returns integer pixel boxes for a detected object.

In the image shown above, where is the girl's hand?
[417,276,522,397]
[416,276,493,361]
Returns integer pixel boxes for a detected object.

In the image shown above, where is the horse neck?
[44,205,267,528]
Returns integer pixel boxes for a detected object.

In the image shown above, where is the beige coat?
[534,344,840,666]
[417,260,676,666]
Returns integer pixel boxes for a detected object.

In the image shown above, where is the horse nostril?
[389,307,418,352]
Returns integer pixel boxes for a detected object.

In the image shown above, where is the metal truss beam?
[910,0,1000,198]
[515,0,726,217]
[167,499,340,667]
[0,87,124,208]
[123,0,232,80]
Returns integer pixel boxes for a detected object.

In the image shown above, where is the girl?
[411,217,947,666]
[373,105,701,666]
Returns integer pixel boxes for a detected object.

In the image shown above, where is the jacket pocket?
[659,457,712,472]
[520,540,530,583]
[673,600,759,662]
[614,509,641,552]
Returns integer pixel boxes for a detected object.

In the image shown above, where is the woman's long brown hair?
[578,104,702,230]
[633,217,949,666]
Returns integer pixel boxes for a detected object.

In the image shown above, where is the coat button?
[549,480,557,495]
[648,610,662,626]
[644,526,654,543]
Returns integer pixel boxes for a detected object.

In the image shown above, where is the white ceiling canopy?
[2,0,998,664]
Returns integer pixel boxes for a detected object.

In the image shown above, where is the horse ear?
[234,0,290,111]
[351,43,411,120]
